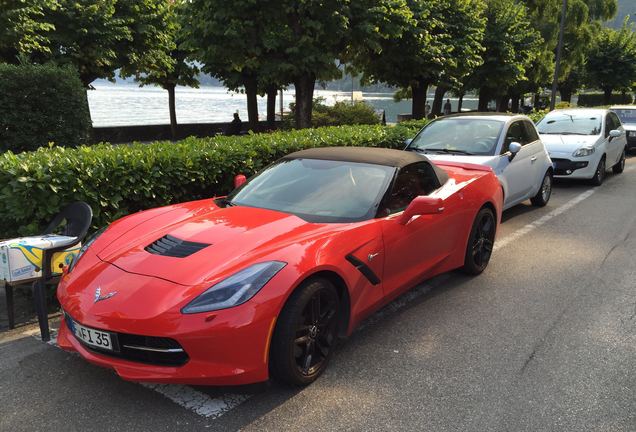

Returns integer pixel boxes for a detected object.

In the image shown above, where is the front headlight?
[68,226,107,273]
[181,261,287,314]
[572,147,595,157]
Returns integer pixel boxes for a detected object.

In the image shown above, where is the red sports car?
[57,147,503,386]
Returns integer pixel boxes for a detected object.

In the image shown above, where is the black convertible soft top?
[286,146,449,185]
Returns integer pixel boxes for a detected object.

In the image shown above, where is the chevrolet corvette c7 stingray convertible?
[57,147,503,386]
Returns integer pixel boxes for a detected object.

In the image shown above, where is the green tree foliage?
[465,0,542,111]
[42,0,174,87]
[0,63,91,153]
[0,0,56,63]
[187,0,412,129]
[585,21,636,104]
[185,0,278,129]
[136,1,198,139]
[356,0,486,119]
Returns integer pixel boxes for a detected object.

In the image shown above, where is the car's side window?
[523,121,540,142]
[381,163,439,215]
[604,114,614,138]
[501,121,525,154]
[610,112,622,130]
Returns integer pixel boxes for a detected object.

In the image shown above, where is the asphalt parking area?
[1,158,635,432]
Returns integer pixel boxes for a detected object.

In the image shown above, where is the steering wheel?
[473,139,494,153]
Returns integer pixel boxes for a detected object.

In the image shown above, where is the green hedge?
[577,92,634,107]
[0,123,426,238]
[0,63,92,153]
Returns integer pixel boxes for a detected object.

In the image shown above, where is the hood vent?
[145,234,210,258]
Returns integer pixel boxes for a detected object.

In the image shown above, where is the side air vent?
[345,254,381,285]
[145,234,210,258]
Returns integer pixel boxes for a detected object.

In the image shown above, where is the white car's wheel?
[531,171,552,207]
[612,149,626,174]
[590,157,606,186]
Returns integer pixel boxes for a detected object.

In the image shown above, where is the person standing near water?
[443,99,452,116]
[225,112,242,136]
[424,102,431,118]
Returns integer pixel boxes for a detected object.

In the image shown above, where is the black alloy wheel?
[462,207,496,275]
[270,279,340,386]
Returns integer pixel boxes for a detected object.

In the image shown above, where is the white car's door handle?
[530,156,537,162]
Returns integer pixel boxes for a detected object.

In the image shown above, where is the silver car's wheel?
[590,157,605,186]
[531,171,552,207]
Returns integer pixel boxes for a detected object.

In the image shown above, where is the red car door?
[378,163,461,301]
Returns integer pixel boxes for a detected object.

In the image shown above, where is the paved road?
[1,158,635,432]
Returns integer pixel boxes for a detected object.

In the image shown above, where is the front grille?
[145,234,210,258]
[551,158,589,175]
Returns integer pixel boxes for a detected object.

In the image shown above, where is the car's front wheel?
[612,149,626,174]
[530,171,552,207]
[590,156,606,186]
[462,207,496,275]
[270,278,340,386]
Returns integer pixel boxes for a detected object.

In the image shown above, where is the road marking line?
[32,330,251,420]
[494,189,596,252]
[141,383,250,419]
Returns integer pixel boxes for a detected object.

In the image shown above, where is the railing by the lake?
[91,121,282,144]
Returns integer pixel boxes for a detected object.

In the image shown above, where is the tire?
[530,171,552,207]
[462,207,496,275]
[612,149,626,174]
[269,278,340,386]
[590,156,606,186]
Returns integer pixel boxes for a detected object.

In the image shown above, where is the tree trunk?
[559,88,572,104]
[457,93,464,113]
[533,93,541,110]
[294,73,316,129]
[244,75,259,131]
[166,83,177,140]
[478,88,490,111]
[411,79,429,120]
[510,94,520,113]
[266,85,278,129]
[603,87,612,105]
[432,85,447,116]
[497,95,510,112]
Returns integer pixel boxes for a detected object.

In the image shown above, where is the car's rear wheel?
[530,171,552,207]
[270,278,340,386]
[590,156,606,186]
[462,207,496,275]
[612,149,626,174]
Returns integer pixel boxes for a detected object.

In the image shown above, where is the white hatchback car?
[536,108,627,186]
[405,114,553,210]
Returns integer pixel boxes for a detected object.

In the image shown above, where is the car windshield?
[537,113,602,136]
[226,158,395,223]
[612,109,636,126]
[408,118,505,156]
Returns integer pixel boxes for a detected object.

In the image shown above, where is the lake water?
[87,82,480,127]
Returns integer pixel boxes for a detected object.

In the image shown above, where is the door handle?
[530,156,537,163]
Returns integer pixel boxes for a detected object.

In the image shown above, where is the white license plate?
[68,317,114,351]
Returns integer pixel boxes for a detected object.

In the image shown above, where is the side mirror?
[609,129,621,139]
[508,142,522,160]
[398,196,444,225]
[404,138,413,147]
[234,174,247,188]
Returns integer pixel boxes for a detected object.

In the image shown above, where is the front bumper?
[57,262,279,386]
[551,158,590,177]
